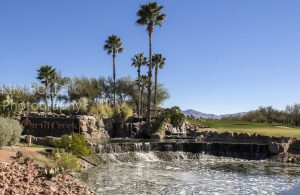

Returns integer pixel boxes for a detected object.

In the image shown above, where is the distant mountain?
[220,112,249,118]
[182,109,248,119]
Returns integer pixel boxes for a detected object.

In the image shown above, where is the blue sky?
[1,0,300,114]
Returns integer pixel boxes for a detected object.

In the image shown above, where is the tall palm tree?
[36,65,56,112]
[140,74,148,117]
[48,70,58,112]
[136,2,166,126]
[131,53,147,118]
[103,35,124,108]
[152,53,166,115]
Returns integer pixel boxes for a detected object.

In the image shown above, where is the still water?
[82,153,300,195]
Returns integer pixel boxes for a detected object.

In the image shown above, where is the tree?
[115,76,136,106]
[0,86,37,116]
[152,53,166,116]
[103,35,124,108]
[49,73,70,112]
[163,106,185,128]
[48,71,58,112]
[68,77,102,104]
[136,2,166,127]
[291,104,300,126]
[140,75,148,116]
[131,53,147,118]
[36,65,56,112]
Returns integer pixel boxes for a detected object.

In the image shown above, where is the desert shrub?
[53,134,90,157]
[51,149,80,172]
[0,117,23,147]
[89,103,113,118]
[113,103,133,123]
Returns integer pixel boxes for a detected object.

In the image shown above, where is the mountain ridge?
[182,109,248,119]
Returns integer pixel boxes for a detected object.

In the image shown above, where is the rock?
[288,140,300,154]
[24,157,33,166]
[0,160,92,194]
[268,142,284,154]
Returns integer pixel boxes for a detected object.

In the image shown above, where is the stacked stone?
[0,158,91,194]
[196,130,293,143]
[77,115,109,139]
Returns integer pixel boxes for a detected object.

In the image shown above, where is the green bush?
[113,103,133,123]
[53,134,90,157]
[163,106,185,127]
[51,149,80,172]
[0,117,23,147]
[151,119,164,133]
[89,103,113,118]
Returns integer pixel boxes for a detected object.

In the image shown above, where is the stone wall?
[19,112,112,139]
[76,115,110,139]
[196,130,292,143]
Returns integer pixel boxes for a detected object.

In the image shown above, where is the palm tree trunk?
[141,86,144,117]
[45,82,48,113]
[113,51,116,108]
[146,32,153,129]
[50,84,54,112]
[154,65,158,116]
[137,67,141,118]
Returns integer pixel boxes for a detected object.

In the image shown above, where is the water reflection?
[83,154,300,194]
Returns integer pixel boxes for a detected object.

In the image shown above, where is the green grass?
[188,119,300,139]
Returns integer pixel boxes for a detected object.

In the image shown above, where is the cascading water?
[94,140,271,163]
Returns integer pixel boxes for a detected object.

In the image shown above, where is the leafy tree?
[152,53,166,116]
[136,2,166,127]
[115,76,137,106]
[114,76,169,117]
[68,77,101,104]
[0,86,38,116]
[131,53,147,118]
[103,35,124,108]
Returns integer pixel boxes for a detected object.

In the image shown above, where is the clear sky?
[1,0,300,115]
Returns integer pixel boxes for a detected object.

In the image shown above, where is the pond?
[82,153,300,194]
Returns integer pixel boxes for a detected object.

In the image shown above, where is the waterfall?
[94,141,271,163]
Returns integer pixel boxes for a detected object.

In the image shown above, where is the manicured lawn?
[188,119,300,139]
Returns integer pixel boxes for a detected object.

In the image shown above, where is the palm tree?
[131,53,147,118]
[103,35,124,108]
[152,53,166,116]
[48,70,59,112]
[140,74,148,117]
[136,2,166,126]
[36,65,56,112]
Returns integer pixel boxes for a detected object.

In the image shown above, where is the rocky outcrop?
[77,115,109,139]
[194,130,300,163]
[0,158,91,194]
